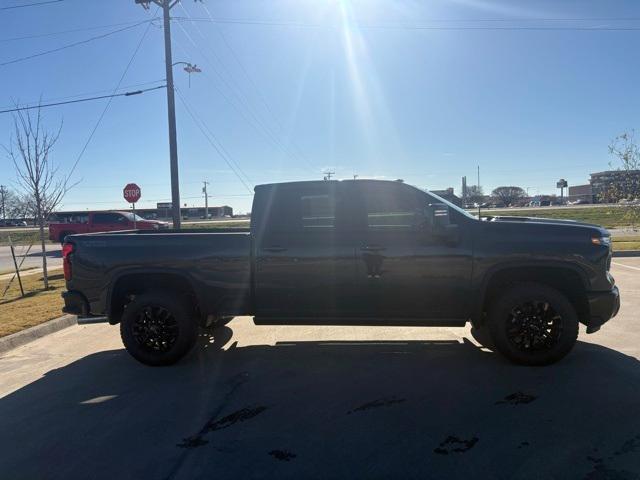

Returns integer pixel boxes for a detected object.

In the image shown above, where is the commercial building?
[590,170,640,203]
[567,184,594,203]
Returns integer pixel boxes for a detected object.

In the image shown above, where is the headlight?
[591,236,611,247]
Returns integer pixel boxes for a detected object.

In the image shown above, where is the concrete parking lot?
[1,260,640,479]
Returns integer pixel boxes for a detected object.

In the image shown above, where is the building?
[430,187,462,207]
[590,170,640,203]
[567,184,594,204]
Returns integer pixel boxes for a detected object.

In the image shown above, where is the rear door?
[350,181,473,320]
[254,183,359,319]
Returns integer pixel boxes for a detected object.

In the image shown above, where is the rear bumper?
[62,290,89,316]
[585,286,620,333]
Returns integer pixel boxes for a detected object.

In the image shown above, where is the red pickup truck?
[49,211,169,243]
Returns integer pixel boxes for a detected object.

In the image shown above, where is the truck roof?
[254,179,406,191]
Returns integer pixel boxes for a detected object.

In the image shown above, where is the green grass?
[481,206,637,229]
[0,229,51,247]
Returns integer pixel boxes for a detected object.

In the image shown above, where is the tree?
[466,185,484,204]
[491,186,526,207]
[603,130,640,226]
[4,107,72,289]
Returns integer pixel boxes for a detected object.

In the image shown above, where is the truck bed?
[66,229,252,318]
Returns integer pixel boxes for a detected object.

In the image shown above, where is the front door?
[254,183,358,319]
[350,181,473,321]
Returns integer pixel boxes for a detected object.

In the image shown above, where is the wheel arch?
[473,262,589,328]
[107,269,203,325]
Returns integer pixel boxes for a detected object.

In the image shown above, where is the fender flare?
[471,260,589,325]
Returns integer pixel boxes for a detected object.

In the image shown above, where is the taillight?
[62,242,74,281]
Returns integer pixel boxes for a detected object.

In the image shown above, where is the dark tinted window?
[93,213,125,224]
[359,183,422,230]
[261,184,338,234]
[301,194,335,229]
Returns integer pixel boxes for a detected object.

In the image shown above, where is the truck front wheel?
[488,283,579,366]
[120,292,198,366]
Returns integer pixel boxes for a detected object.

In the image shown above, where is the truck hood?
[485,216,608,234]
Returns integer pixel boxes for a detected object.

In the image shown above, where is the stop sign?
[123,183,141,204]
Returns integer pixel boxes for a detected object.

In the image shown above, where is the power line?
[172,16,640,31]
[67,10,159,181]
[0,0,62,10]
[0,20,155,43]
[0,20,151,67]
[199,3,313,171]
[0,79,166,111]
[175,87,254,193]
[175,7,316,173]
[0,85,165,114]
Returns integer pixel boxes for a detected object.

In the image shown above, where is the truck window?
[261,184,339,234]
[359,184,422,230]
[93,213,125,224]
[301,194,335,229]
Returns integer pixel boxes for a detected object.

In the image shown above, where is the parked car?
[569,199,590,205]
[48,211,169,243]
[61,180,620,367]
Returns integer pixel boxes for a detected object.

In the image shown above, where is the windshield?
[121,212,146,222]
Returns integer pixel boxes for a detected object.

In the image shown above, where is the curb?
[613,250,640,257]
[0,315,77,355]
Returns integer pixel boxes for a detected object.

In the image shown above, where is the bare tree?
[603,130,640,227]
[4,107,71,289]
[466,185,484,204]
[491,186,526,207]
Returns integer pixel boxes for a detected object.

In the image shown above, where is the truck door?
[350,181,474,321]
[254,183,358,319]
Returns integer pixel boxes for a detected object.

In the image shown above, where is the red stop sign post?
[123,183,141,229]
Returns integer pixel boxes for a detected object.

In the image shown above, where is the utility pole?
[0,185,6,220]
[323,171,335,181]
[136,0,182,228]
[202,180,210,219]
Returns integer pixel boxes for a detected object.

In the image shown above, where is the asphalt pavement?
[0,244,62,273]
[1,261,640,479]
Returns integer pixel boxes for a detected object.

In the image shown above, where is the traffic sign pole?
[123,183,142,229]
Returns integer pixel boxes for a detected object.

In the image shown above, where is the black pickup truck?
[62,180,620,366]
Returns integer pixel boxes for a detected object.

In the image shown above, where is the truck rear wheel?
[488,282,579,366]
[120,291,198,366]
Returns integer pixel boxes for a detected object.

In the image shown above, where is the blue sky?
[1,0,640,213]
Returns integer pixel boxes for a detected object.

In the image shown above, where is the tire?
[120,291,198,366]
[488,282,579,366]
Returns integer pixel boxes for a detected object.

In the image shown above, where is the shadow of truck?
[1,331,639,480]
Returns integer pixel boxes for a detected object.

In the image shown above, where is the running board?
[253,317,467,327]
[77,316,109,325]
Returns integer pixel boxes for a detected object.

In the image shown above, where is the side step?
[253,317,467,327]
[77,316,109,325]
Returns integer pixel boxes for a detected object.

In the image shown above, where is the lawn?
[480,206,637,229]
[0,272,65,337]
[0,229,51,247]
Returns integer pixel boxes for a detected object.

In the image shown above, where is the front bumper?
[585,286,620,333]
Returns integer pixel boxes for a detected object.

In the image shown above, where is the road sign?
[123,183,141,204]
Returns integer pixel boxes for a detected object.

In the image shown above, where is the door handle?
[361,245,386,252]
[264,246,287,252]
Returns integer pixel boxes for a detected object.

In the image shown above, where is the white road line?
[612,262,640,271]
